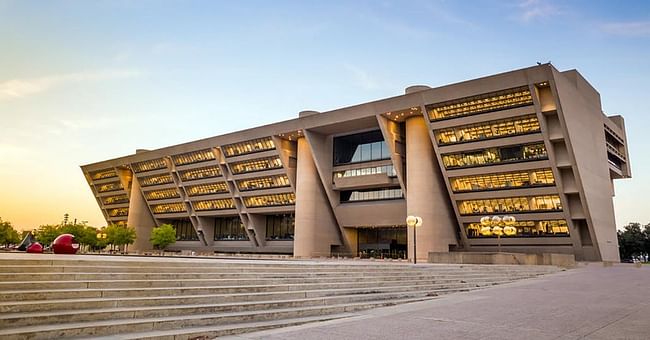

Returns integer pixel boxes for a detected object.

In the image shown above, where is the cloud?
[601,21,650,37]
[0,69,143,100]
[515,0,561,22]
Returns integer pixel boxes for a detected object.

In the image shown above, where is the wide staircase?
[0,254,562,339]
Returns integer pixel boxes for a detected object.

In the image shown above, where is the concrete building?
[81,64,631,262]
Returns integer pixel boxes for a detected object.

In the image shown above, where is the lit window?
[450,169,555,192]
[334,165,396,179]
[171,149,216,166]
[230,157,283,174]
[151,203,186,214]
[91,169,117,180]
[102,194,129,205]
[442,143,547,169]
[465,219,569,238]
[179,166,222,181]
[132,158,167,173]
[194,199,235,211]
[243,193,296,207]
[222,137,275,157]
[107,207,128,217]
[427,86,533,121]
[186,182,229,196]
[139,174,174,187]
[237,175,291,191]
[144,189,180,201]
[458,195,562,215]
[96,181,123,193]
[434,115,540,145]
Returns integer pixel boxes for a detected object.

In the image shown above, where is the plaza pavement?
[224,263,650,340]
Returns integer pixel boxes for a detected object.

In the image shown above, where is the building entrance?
[357,226,407,259]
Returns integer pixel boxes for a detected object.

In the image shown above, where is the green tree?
[0,218,21,247]
[617,222,647,260]
[34,224,62,246]
[150,224,176,251]
[105,224,136,252]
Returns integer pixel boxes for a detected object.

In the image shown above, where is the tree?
[34,224,62,247]
[105,224,136,252]
[59,223,100,251]
[0,218,21,247]
[150,224,176,252]
[618,222,647,260]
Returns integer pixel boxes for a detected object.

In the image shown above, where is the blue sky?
[0,0,648,230]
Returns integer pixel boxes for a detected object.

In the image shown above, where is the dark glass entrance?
[357,226,407,259]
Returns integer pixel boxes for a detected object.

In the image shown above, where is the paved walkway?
[225,264,650,340]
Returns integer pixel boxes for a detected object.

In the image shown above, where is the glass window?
[442,143,547,169]
[132,158,167,173]
[427,86,533,121]
[171,149,216,166]
[334,165,396,179]
[144,188,180,201]
[266,214,295,240]
[107,207,128,217]
[340,188,403,202]
[194,199,235,211]
[178,166,222,181]
[139,174,174,187]
[230,157,283,174]
[222,137,275,157]
[151,203,186,214]
[434,115,541,145]
[458,195,562,215]
[102,194,129,205]
[186,182,229,196]
[243,193,296,207]
[237,175,291,191]
[466,219,569,238]
[96,181,123,193]
[166,219,198,241]
[333,130,390,165]
[91,169,117,180]
[450,169,555,192]
[214,217,248,240]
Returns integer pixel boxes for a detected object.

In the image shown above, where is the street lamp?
[406,215,423,264]
[480,215,516,252]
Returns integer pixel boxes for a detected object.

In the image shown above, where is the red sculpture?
[52,234,80,254]
[26,242,43,253]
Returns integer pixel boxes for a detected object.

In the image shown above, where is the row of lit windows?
[96,181,123,193]
[435,115,540,145]
[222,137,275,157]
[107,207,128,217]
[450,169,555,193]
[466,220,569,238]
[172,149,215,166]
[169,219,199,241]
[194,199,235,211]
[140,174,174,187]
[179,166,222,182]
[458,195,562,215]
[341,188,404,202]
[102,194,129,206]
[266,214,295,240]
[151,203,186,214]
[144,188,180,201]
[186,182,229,196]
[91,169,117,180]
[237,175,291,191]
[214,217,248,240]
[442,143,547,169]
[427,86,533,121]
[230,157,283,174]
[243,193,296,207]
[334,165,396,179]
[132,158,167,173]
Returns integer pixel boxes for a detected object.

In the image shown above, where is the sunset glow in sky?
[1,0,648,230]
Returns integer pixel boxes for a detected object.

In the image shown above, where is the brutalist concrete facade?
[81,64,631,261]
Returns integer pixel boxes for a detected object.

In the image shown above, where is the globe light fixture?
[479,215,517,252]
[406,215,422,264]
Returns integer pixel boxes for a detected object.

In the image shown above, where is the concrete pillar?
[127,176,157,252]
[406,116,457,261]
[294,137,340,257]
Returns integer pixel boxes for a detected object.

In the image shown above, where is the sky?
[0,0,648,231]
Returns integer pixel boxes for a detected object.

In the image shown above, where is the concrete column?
[294,137,340,257]
[127,176,157,252]
[406,116,457,261]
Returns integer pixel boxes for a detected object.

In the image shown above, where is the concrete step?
[0,272,543,290]
[0,276,531,302]
[0,280,512,314]
[0,288,473,327]
[0,297,432,339]
[85,314,354,340]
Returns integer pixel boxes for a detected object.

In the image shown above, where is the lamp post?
[480,215,516,252]
[406,215,423,264]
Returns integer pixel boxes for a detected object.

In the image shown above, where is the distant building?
[81,64,631,261]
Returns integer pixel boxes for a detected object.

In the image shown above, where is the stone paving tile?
[225,265,650,340]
